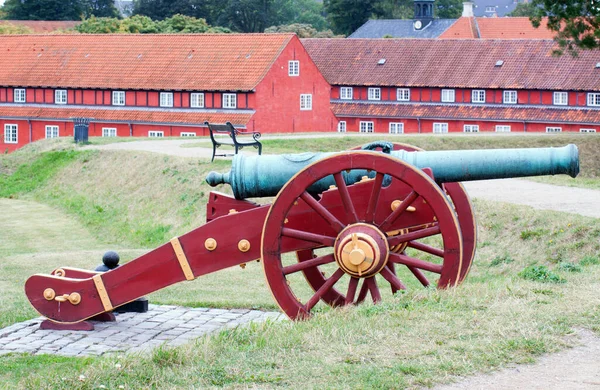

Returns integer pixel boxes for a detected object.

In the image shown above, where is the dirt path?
[86,139,600,389]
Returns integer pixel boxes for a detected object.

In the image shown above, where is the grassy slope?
[0,137,599,388]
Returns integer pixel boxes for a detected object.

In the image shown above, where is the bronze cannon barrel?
[206,144,579,199]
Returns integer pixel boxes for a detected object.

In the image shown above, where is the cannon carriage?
[24,142,579,326]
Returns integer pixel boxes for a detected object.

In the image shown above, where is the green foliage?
[1,0,117,20]
[508,2,540,17]
[218,0,276,32]
[85,0,120,18]
[265,23,338,37]
[76,14,230,34]
[0,23,33,34]
[372,0,463,21]
[520,228,547,240]
[133,0,218,22]
[519,265,566,283]
[557,262,582,273]
[434,0,463,18]
[324,0,378,35]
[490,254,515,267]
[581,255,600,266]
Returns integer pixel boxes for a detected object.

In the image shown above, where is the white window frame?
[340,87,353,100]
[587,93,600,106]
[102,127,117,137]
[337,121,347,132]
[441,89,455,103]
[148,131,164,138]
[300,94,312,110]
[14,88,26,103]
[389,122,404,134]
[503,90,517,104]
[4,124,17,144]
[112,91,125,106]
[160,92,173,107]
[485,6,496,12]
[580,128,596,133]
[464,124,479,133]
[433,122,449,133]
[553,91,568,106]
[288,60,300,76]
[397,88,410,102]
[190,93,205,108]
[181,132,197,137]
[368,88,381,101]
[223,93,237,109]
[472,90,485,103]
[55,89,67,105]
[45,125,59,139]
[359,121,374,133]
[495,125,511,133]
[546,126,562,133]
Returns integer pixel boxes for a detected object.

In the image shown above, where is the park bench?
[205,121,262,162]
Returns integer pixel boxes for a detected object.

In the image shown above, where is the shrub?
[519,265,566,283]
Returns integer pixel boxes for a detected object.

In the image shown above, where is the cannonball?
[95,251,120,272]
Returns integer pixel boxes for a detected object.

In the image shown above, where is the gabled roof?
[348,19,457,38]
[302,39,600,91]
[440,17,556,39]
[0,34,294,91]
[0,20,79,33]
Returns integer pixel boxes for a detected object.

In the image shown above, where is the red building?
[302,38,600,135]
[0,33,334,152]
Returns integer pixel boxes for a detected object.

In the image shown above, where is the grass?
[0,136,600,388]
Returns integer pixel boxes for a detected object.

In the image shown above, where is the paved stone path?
[0,305,283,357]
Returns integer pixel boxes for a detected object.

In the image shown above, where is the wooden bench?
[205,122,262,162]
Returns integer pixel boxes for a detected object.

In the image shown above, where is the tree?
[1,0,87,20]
[265,23,338,37]
[528,0,600,54]
[75,14,230,33]
[435,0,462,19]
[133,0,219,22]
[507,2,540,17]
[0,23,34,34]
[324,0,378,36]
[219,0,275,32]
[86,0,120,18]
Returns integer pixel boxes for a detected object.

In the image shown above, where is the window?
[288,60,299,76]
[485,6,496,12]
[397,88,410,102]
[340,87,353,100]
[4,124,17,144]
[160,92,173,107]
[148,131,164,138]
[300,94,312,110]
[472,90,485,103]
[359,121,374,133]
[464,125,479,133]
[553,92,568,106]
[45,125,59,139]
[223,93,237,109]
[441,89,455,103]
[546,127,562,133]
[181,132,196,137]
[55,90,67,105]
[389,122,404,134]
[495,125,511,133]
[14,88,26,103]
[190,93,205,108]
[102,128,117,137]
[503,90,517,104]
[587,93,600,106]
[112,91,125,106]
[433,123,448,133]
[368,88,381,101]
[337,121,347,132]
[580,128,596,133]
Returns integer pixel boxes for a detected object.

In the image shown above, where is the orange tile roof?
[439,17,477,39]
[0,20,80,33]
[333,102,600,125]
[0,105,253,126]
[303,38,600,91]
[0,34,294,91]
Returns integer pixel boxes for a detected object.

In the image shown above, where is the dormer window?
[368,88,381,101]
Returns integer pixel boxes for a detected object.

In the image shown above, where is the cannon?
[24,142,579,326]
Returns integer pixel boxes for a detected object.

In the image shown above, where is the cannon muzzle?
[206,144,579,199]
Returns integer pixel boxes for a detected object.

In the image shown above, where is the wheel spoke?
[408,266,430,287]
[365,172,385,223]
[356,279,370,304]
[379,191,419,231]
[300,191,345,233]
[283,254,335,275]
[305,268,345,312]
[389,253,443,274]
[387,225,441,247]
[334,172,358,224]
[407,240,445,258]
[282,228,335,247]
[368,278,381,303]
[380,265,406,292]
[345,277,359,305]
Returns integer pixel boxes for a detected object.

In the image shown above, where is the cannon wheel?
[297,143,476,306]
[262,152,463,320]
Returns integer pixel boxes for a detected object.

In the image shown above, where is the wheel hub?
[335,223,389,278]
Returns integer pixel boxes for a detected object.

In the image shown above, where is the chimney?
[462,1,474,17]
